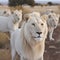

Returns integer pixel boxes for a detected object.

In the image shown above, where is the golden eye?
[32,23,35,26]
[16,14,17,16]
[41,23,43,25]
[52,19,54,21]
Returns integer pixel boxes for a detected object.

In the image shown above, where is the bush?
[47,2,53,5]
[9,0,35,6]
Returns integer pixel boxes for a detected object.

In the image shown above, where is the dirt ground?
[0,5,60,60]
[44,25,60,60]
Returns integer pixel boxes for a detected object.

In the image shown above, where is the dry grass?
[0,49,19,60]
[0,5,60,60]
[0,5,60,13]
[22,5,60,14]
[0,32,10,49]
[0,49,11,60]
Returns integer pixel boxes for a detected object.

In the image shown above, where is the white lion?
[41,11,59,41]
[10,12,48,60]
[0,10,22,35]
[47,12,59,40]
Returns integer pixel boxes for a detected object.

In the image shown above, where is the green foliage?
[24,0,35,6]
[9,0,35,6]
[47,2,53,5]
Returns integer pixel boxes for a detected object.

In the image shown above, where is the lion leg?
[10,33,16,60]
[20,57,29,60]
[40,56,43,60]
[11,49,16,60]
[20,56,24,60]
[49,28,54,40]
[39,56,43,60]
[20,56,27,60]
[10,41,16,60]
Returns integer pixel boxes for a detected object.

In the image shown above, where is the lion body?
[10,12,48,60]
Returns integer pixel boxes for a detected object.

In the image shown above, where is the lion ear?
[23,14,29,22]
[41,14,48,22]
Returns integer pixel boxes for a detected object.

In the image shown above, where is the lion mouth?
[33,36,41,38]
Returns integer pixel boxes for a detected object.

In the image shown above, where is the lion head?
[23,12,48,42]
[47,12,59,28]
[11,10,22,24]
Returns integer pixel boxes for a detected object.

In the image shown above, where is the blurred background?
[0,0,60,60]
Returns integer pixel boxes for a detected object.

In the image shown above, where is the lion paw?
[50,38,54,41]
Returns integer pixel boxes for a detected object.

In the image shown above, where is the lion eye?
[32,23,35,26]
[16,14,17,16]
[52,19,54,21]
[41,23,43,25]
[4,11,6,14]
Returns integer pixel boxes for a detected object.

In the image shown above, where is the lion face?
[24,12,48,42]
[11,10,22,23]
[47,13,59,28]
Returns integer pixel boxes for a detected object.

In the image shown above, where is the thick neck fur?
[20,21,45,60]
[9,14,14,19]
[8,14,16,23]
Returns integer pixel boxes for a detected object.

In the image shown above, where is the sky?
[0,0,60,4]
[0,0,8,4]
[35,0,60,3]
[35,0,60,2]
[0,0,8,3]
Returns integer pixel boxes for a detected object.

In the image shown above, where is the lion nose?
[54,25,56,27]
[36,32,42,35]
[18,18,19,20]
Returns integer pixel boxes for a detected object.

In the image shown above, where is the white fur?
[10,12,48,60]
[41,11,59,41]
[47,12,59,40]
[0,9,11,16]
[0,10,22,34]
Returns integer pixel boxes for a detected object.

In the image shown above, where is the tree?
[9,0,35,6]
[25,0,35,6]
[47,2,53,5]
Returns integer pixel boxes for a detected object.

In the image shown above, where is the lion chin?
[33,36,43,42]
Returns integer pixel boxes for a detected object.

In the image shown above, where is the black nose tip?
[36,32,42,35]
[18,18,19,20]
[54,25,56,27]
